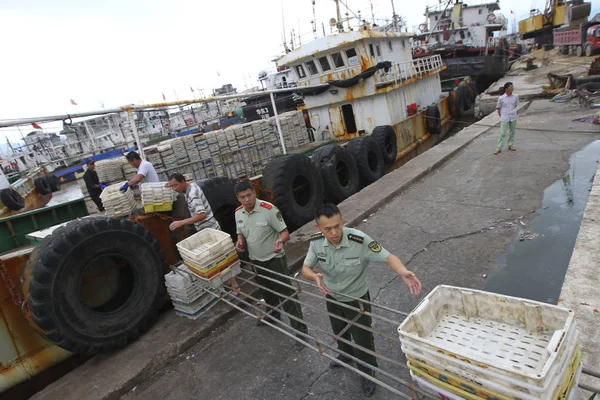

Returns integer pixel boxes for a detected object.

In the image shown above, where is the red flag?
[162,93,166,100]
[32,122,42,129]
[190,86,194,93]
[510,10,514,14]
[70,99,78,105]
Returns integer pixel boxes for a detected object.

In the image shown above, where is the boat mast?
[334,0,344,32]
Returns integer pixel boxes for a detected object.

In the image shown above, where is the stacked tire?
[0,188,25,211]
[346,135,385,188]
[311,144,359,204]
[262,154,324,229]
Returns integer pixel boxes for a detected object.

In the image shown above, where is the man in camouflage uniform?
[234,180,308,350]
[302,203,421,397]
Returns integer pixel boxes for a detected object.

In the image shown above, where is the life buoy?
[419,23,427,32]
[486,13,496,24]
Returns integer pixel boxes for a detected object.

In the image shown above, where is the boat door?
[328,106,346,137]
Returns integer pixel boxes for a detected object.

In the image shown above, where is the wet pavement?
[486,140,600,303]
[117,99,600,399]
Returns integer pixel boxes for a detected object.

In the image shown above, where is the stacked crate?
[122,161,138,182]
[99,182,137,217]
[140,182,175,212]
[206,132,224,177]
[165,266,220,320]
[183,134,201,163]
[176,228,242,291]
[172,138,189,166]
[145,145,166,180]
[95,158,125,185]
[398,286,581,400]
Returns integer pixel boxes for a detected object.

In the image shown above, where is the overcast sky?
[1,0,598,143]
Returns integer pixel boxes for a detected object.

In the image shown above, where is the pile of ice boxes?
[99,182,137,217]
[397,285,580,400]
[176,228,241,288]
[165,265,220,319]
[140,182,175,213]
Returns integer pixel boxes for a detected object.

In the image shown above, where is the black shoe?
[362,378,376,397]
[329,354,352,368]
[294,334,306,351]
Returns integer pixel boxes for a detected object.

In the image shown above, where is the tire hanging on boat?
[346,136,385,188]
[447,90,462,118]
[197,176,239,240]
[311,144,340,167]
[0,188,25,211]
[313,144,359,204]
[371,125,398,165]
[457,85,472,111]
[34,176,52,195]
[425,106,442,135]
[262,154,324,228]
[22,217,167,354]
[47,174,61,192]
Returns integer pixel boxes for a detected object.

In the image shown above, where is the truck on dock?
[554,19,600,56]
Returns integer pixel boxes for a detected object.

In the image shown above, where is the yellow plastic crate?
[143,202,173,213]
[184,251,239,278]
[407,346,582,400]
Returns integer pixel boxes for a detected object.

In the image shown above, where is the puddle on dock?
[485,140,600,304]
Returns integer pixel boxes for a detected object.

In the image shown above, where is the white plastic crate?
[187,262,242,289]
[140,182,175,204]
[176,228,233,266]
[398,286,578,399]
[175,297,220,320]
[99,182,137,216]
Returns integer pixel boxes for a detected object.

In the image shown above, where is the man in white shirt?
[120,151,159,191]
[494,82,519,155]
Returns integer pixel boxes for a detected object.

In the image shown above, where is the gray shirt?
[185,182,220,231]
[496,93,519,123]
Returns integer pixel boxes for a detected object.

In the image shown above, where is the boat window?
[435,16,438,21]
[306,60,319,75]
[345,48,359,65]
[376,45,381,57]
[388,41,393,51]
[479,9,482,14]
[369,44,375,57]
[318,56,331,71]
[341,104,357,134]
[331,52,345,68]
[295,64,307,79]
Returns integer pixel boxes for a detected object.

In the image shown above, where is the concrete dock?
[27,57,600,399]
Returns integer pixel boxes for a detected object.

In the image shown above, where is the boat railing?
[375,55,444,86]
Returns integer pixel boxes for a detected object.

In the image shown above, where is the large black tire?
[34,176,52,195]
[47,174,61,192]
[262,154,324,228]
[425,105,442,135]
[346,136,385,188]
[371,125,398,165]
[23,217,167,354]
[586,44,593,57]
[0,188,25,210]
[317,145,359,203]
[457,85,472,111]
[197,176,239,241]
[468,80,478,101]
[311,144,340,167]
[448,90,462,118]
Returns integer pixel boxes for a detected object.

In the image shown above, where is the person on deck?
[83,159,105,212]
[494,81,519,154]
[167,173,240,296]
[301,203,421,397]
[120,151,159,191]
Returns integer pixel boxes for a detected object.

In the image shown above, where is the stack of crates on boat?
[95,158,125,185]
[164,266,220,320]
[158,142,176,172]
[397,285,581,400]
[225,126,239,150]
[122,161,138,182]
[145,145,166,180]
[206,132,225,177]
[99,182,137,217]
[172,138,189,166]
[140,182,175,212]
[176,228,242,290]
[183,134,201,163]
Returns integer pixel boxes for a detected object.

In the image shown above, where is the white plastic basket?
[99,182,137,216]
[140,182,175,204]
[398,286,577,398]
[176,228,233,266]
[188,262,242,289]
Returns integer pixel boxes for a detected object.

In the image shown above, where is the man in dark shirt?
[83,159,105,212]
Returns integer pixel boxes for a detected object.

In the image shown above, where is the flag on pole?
[510,10,514,14]
[162,92,166,100]
[32,122,42,129]
[70,99,78,105]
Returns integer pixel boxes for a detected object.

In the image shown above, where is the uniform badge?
[368,241,382,253]
[276,211,283,221]
[317,257,327,263]
[348,233,364,244]
[238,220,243,223]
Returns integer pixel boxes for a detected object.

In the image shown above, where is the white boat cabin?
[415,1,507,49]
[277,28,444,141]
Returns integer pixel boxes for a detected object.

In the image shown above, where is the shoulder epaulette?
[260,201,273,210]
[235,205,243,212]
[348,233,364,244]
[311,232,324,241]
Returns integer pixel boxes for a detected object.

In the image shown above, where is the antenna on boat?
[370,0,375,24]
[334,0,344,32]
[281,0,289,52]
[311,0,317,38]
